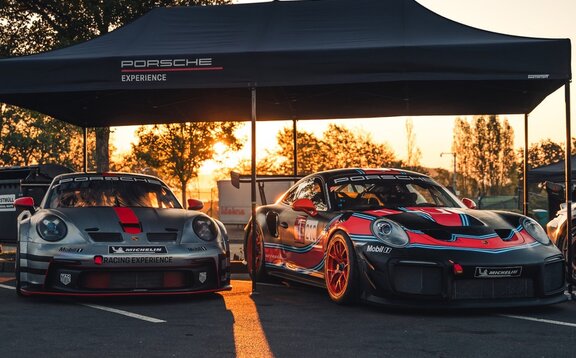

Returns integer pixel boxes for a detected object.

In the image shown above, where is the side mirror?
[14,196,35,210]
[292,198,318,217]
[187,198,204,211]
[461,198,477,209]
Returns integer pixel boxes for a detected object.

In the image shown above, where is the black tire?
[245,222,269,281]
[15,243,23,297]
[324,231,361,305]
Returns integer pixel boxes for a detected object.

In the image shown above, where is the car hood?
[48,207,194,234]
[362,207,524,242]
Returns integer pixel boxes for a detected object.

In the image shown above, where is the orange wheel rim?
[326,238,349,297]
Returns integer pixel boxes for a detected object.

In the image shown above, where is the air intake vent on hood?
[495,229,518,241]
[147,232,178,242]
[420,229,453,241]
[421,228,500,242]
[88,232,123,242]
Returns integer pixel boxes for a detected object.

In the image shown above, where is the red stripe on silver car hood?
[113,207,141,234]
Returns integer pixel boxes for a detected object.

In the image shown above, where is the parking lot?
[1,271,575,358]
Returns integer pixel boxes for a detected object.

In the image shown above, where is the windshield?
[46,176,181,209]
[328,177,460,211]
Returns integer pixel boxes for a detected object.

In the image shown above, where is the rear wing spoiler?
[230,171,303,205]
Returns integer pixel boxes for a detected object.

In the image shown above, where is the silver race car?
[14,172,231,296]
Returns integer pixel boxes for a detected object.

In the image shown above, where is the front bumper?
[18,243,231,296]
[357,244,567,308]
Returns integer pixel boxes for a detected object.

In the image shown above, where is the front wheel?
[324,231,361,304]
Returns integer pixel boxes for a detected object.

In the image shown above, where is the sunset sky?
[112,0,576,172]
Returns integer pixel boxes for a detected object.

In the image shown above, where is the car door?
[278,177,330,278]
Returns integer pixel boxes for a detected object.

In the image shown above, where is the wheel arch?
[323,221,355,254]
[243,209,269,245]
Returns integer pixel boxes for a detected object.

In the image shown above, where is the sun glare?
[199,141,247,175]
[213,141,228,155]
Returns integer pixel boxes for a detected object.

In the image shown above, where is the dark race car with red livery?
[245,168,566,307]
[14,172,231,297]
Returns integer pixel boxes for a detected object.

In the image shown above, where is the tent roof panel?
[0,0,570,126]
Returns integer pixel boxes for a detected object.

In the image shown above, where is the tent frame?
[564,81,573,291]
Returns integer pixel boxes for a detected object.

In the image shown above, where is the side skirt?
[268,269,326,289]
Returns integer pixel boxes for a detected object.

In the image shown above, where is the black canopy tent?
[527,156,576,219]
[0,0,570,125]
[0,0,572,287]
[528,156,576,184]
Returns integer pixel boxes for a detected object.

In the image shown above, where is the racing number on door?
[295,216,319,243]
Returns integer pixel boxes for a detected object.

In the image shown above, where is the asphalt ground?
[2,235,576,358]
[1,272,576,358]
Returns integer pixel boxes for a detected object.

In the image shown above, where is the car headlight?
[37,215,68,242]
[522,217,551,245]
[371,218,409,248]
[193,216,218,242]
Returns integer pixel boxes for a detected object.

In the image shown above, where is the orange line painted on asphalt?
[223,281,274,358]
[0,277,14,284]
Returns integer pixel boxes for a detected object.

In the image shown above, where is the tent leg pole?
[250,86,258,294]
[83,127,88,173]
[293,119,298,176]
[564,81,574,294]
[523,113,529,216]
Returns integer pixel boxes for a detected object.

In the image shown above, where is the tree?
[131,122,242,204]
[0,0,230,171]
[452,115,516,197]
[238,124,398,175]
[322,124,397,170]
[427,167,452,188]
[522,138,568,169]
[273,127,328,174]
[405,118,422,169]
[451,118,477,197]
[0,104,92,170]
[516,137,575,189]
[482,115,516,193]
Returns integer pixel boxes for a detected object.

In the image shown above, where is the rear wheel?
[324,231,360,304]
[245,222,268,281]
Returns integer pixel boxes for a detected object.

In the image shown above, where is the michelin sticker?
[109,246,167,254]
[475,266,522,278]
